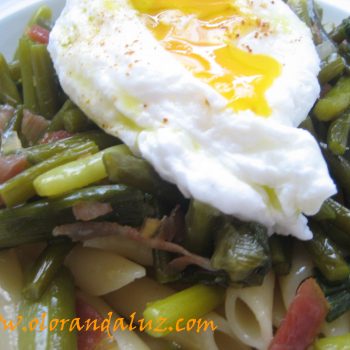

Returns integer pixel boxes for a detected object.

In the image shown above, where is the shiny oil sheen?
[131,0,282,116]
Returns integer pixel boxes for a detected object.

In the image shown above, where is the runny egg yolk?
[131,0,282,116]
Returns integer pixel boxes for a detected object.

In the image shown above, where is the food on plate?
[0,0,350,349]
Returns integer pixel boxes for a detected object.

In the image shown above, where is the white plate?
[0,0,350,60]
[0,0,63,59]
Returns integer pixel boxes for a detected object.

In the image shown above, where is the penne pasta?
[104,277,173,319]
[209,312,251,350]
[78,291,151,350]
[272,279,287,329]
[321,310,350,337]
[137,332,173,350]
[225,272,275,350]
[279,242,314,309]
[83,235,153,266]
[78,291,150,350]
[214,331,251,350]
[65,245,146,296]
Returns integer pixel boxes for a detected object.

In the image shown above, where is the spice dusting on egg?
[133,0,282,116]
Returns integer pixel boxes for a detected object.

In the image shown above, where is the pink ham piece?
[0,155,29,184]
[73,201,113,221]
[21,109,49,145]
[0,105,14,133]
[269,278,329,350]
[39,130,73,144]
[76,297,108,350]
[27,24,50,45]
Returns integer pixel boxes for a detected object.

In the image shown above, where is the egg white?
[48,0,336,239]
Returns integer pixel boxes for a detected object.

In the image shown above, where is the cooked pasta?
[225,272,275,350]
[104,277,173,318]
[321,311,350,337]
[279,243,314,308]
[65,245,146,296]
[208,312,251,350]
[78,291,151,350]
[272,278,286,329]
[83,235,153,266]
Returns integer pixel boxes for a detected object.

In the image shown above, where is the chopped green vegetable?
[269,235,292,276]
[8,60,21,82]
[184,200,219,256]
[314,333,350,350]
[330,17,350,43]
[327,111,350,155]
[299,115,317,138]
[1,107,23,154]
[326,290,350,322]
[320,222,350,250]
[34,145,120,197]
[19,267,77,350]
[313,77,350,121]
[18,38,39,112]
[0,140,98,207]
[0,184,155,248]
[27,5,52,29]
[181,268,229,287]
[48,99,74,132]
[313,199,337,221]
[31,44,60,118]
[0,54,21,106]
[339,42,350,64]
[15,131,118,164]
[304,222,350,283]
[153,250,182,284]
[22,239,74,300]
[322,149,350,197]
[317,270,350,297]
[143,284,224,337]
[63,108,92,133]
[211,221,271,286]
[103,144,183,205]
[319,199,350,234]
[319,53,346,85]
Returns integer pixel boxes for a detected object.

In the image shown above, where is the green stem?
[0,140,98,207]
[143,284,225,337]
[22,239,74,300]
[19,267,77,350]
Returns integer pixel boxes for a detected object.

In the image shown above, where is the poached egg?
[48,0,336,239]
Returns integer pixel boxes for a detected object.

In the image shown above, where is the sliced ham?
[21,109,49,145]
[157,205,185,243]
[27,24,50,44]
[168,255,213,272]
[53,221,214,271]
[0,155,29,184]
[73,201,113,221]
[0,105,14,133]
[269,278,329,350]
[76,297,107,350]
[39,130,73,144]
